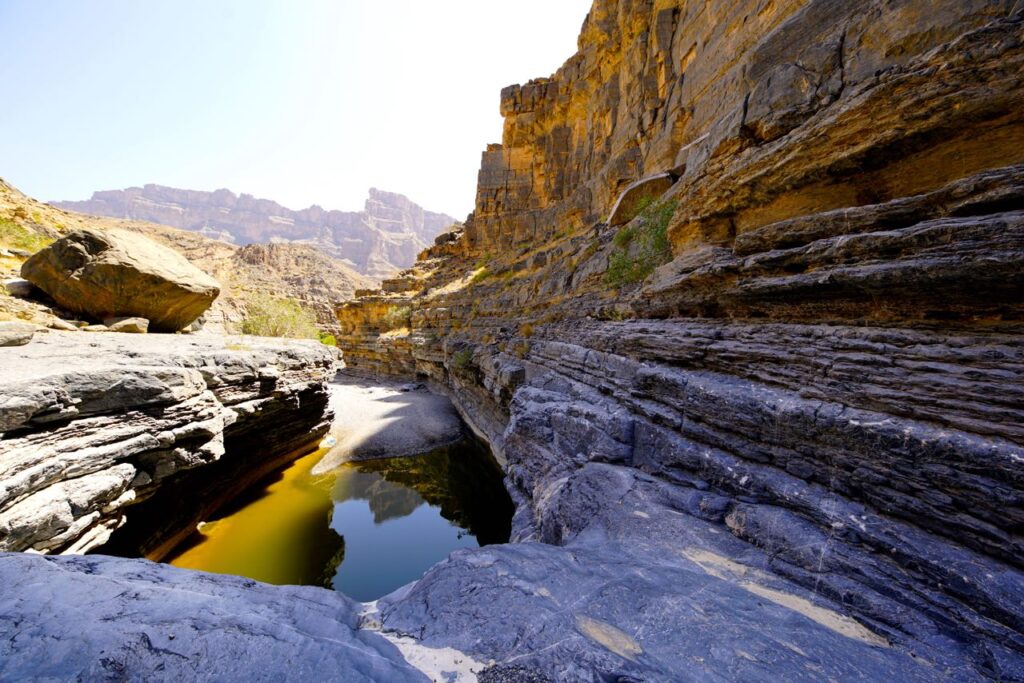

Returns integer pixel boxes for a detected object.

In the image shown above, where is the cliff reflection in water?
[165,438,513,601]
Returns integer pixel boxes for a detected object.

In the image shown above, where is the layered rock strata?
[0,332,337,554]
[335,2,1024,680]
[3,1,1023,681]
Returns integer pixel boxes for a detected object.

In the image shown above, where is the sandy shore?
[312,373,464,474]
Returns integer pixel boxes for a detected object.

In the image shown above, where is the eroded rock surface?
[21,228,220,332]
[0,554,427,682]
[3,1,1023,682]
[0,332,337,554]
[333,2,1024,680]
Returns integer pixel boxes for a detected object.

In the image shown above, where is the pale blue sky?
[0,1,592,218]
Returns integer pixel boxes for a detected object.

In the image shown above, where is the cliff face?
[337,1,1024,679]
[470,0,1019,253]
[55,185,456,280]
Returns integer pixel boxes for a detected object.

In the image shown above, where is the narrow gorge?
[2,1,1023,681]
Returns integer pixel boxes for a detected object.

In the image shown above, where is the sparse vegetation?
[319,332,337,347]
[0,217,52,253]
[241,293,319,339]
[382,305,412,331]
[451,348,474,369]
[520,322,534,337]
[471,267,491,284]
[604,198,677,288]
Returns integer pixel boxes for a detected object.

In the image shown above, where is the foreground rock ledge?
[0,332,337,554]
[0,554,425,682]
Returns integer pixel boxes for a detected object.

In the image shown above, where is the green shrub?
[451,348,473,369]
[382,305,412,331]
[319,332,337,347]
[0,217,52,253]
[241,294,319,339]
[604,199,677,288]
[471,267,491,284]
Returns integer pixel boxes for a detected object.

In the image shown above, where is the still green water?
[165,440,512,601]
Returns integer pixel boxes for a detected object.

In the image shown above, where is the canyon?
[2,0,1024,681]
[55,185,457,281]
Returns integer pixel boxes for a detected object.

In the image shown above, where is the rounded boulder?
[21,228,220,332]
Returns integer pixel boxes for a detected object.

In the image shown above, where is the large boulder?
[21,228,220,332]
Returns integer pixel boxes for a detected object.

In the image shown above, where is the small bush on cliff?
[451,348,473,370]
[319,332,337,347]
[604,198,676,288]
[382,305,412,331]
[241,294,319,339]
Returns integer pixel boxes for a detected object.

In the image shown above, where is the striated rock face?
[55,185,457,280]
[334,2,1024,680]
[3,2,1023,681]
[0,332,337,555]
[21,228,220,332]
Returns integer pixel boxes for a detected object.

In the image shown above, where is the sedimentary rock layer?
[0,332,337,554]
[334,2,1024,680]
[3,1,1023,681]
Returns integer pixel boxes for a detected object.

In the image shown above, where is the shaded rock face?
[606,173,675,226]
[55,185,457,280]
[21,228,220,332]
[333,2,1024,680]
[0,333,337,555]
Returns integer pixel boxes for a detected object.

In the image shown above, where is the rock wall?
[56,185,457,280]
[0,333,337,555]
[336,2,1024,679]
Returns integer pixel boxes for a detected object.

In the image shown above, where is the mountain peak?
[55,185,456,280]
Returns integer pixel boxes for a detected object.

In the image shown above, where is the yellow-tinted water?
[168,447,340,586]
[165,440,512,600]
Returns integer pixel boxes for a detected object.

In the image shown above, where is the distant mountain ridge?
[0,177,375,334]
[54,185,456,280]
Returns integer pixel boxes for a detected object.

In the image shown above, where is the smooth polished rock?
[0,554,427,682]
[0,321,34,347]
